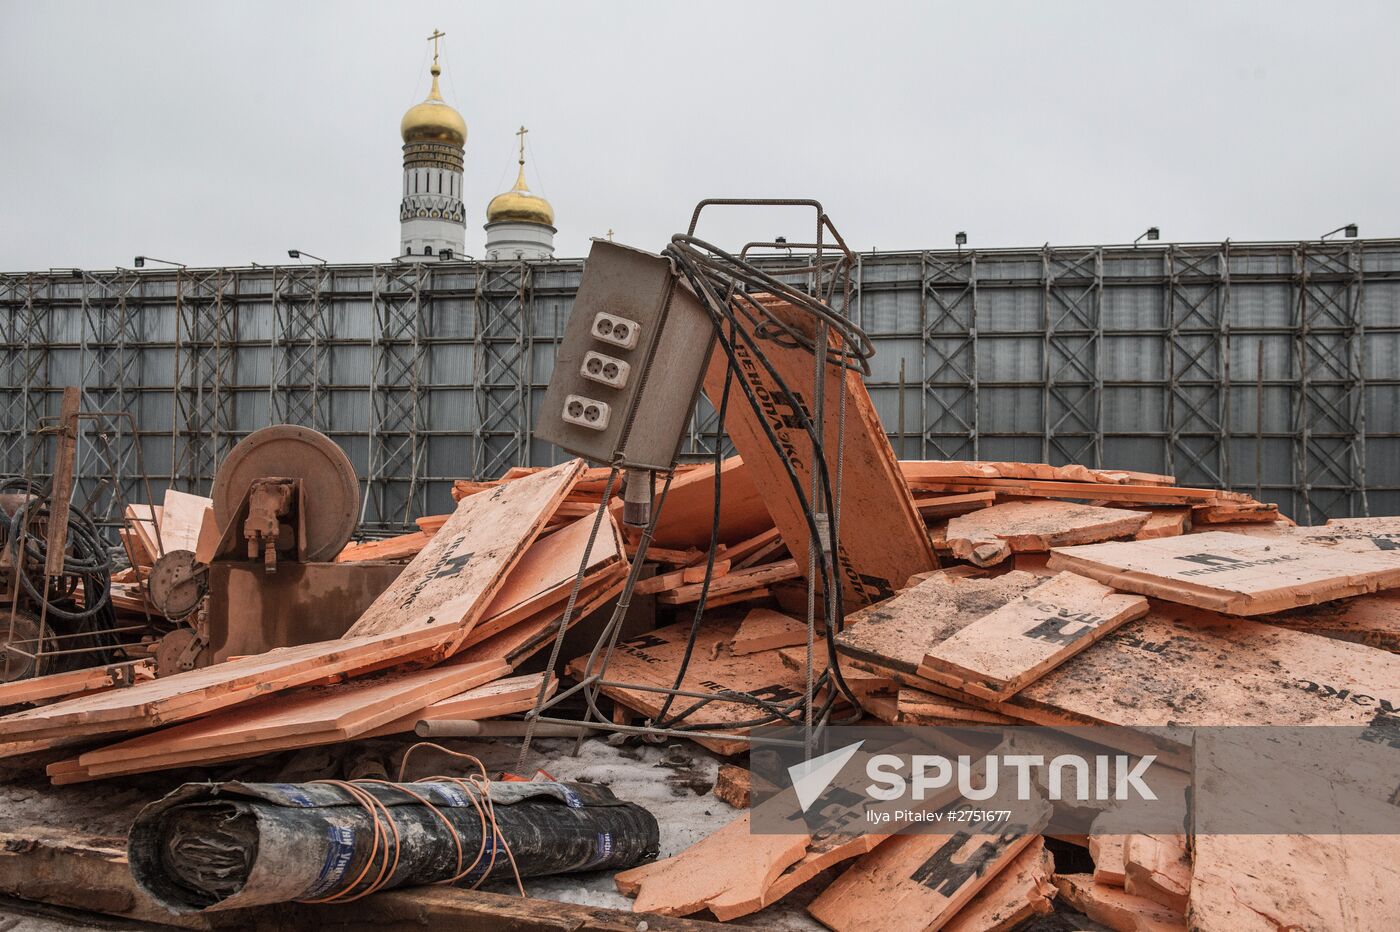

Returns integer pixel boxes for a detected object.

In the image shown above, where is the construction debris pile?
[1,215,1397,931]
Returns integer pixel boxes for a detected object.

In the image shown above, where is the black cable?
[651,240,869,728]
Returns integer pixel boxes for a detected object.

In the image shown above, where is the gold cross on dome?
[426,29,446,64]
[516,125,528,165]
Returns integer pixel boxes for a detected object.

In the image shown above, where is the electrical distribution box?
[536,240,717,470]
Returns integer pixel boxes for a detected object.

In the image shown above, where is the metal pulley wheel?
[155,627,211,677]
[211,425,359,563]
[0,611,51,683]
[148,549,207,620]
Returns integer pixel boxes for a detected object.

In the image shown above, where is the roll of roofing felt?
[128,779,659,913]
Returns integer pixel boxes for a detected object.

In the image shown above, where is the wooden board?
[917,572,1149,701]
[1091,834,1128,886]
[943,500,1149,566]
[159,489,212,554]
[61,658,509,776]
[1134,509,1190,540]
[1047,531,1400,615]
[616,813,809,918]
[0,622,456,743]
[861,687,1018,726]
[902,476,1246,505]
[567,616,814,754]
[345,458,584,648]
[1286,516,1400,555]
[901,459,1175,487]
[470,511,624,635]
[0,660,153,710]
[704,296,936,610]
[455,570,627,667]
[730,609,809,656]
[1263,590,1400,652]
[913,491,997,522]
[942,836,1055,932]
[336,530,433,563]
[1054,874,1185,931]
[835,571,1046,675]
[124,503,163,561]
[619,456,773,551]
[656,559,800,605]
[807,827,1039,931]
[1123,834,1190,914]
[362,672,554,736]
[1189,833,1400,932]
[1006,602,1400,728]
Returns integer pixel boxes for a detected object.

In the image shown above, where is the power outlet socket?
[592,312,641,350]
[562,395,611,431]
[581,351,631,389]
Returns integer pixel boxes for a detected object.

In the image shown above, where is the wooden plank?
[634,559,730,596]
[656,558,800,605]
[193,505,220,563]
[704,296,936,610]
[807,827,1039,932]
[942,836,1056,932]
[159,489,212,554]
[63,658,509,775]
[43,387,80,576]
[835,571,1046,675]
[1054,874,1185,931]
[730,608,809,655]
[1091,834,1129,886]
[862,687,1018,726]
[913,491,997,521]
[1123,834,1190,914]
[567,616,813,754]
[902,476,1247,505]
[616,814,809,918]
[0,622,456,743]
[943,500,1149,566]
[0,659,152,710]
[1134,508,1190,540]
[124,503,163,562]
[618,456,773,551]
[1264,590,1400,652]
[455,570,627,667]
[1047,531,1400,615]
[1286,516,1400,555]
[360,672,553,736]
[917,572,1149,701]
[335,530,433,563]
[471,511,624,634]
[720,526,782,567]
[1190,834,1400,932]
[345,458,584,648]
[1007,602,1400,728]
[901,459,1175,487]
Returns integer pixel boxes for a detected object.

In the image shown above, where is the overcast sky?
[2,0,1396,270]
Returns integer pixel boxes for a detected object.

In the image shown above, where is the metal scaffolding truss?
[0,274,51,476]
[1041,248,1104,469]
[172,268,238,493]
[920,250,979,461]
[1293,242,1368,523]
[269,264,332,431]
[1165,245,1231,489]
[78,269,141,519]
[472,262,534,481]
[0,239,1395,527]
[363,263,427,528]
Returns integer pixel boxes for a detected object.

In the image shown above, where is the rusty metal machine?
[154,426,403,675]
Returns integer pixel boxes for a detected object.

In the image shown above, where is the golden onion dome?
[487,160,555,227]
[400,61,467,147]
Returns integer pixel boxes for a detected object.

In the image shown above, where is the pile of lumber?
[0,459,620,780]
[597,457,1400,928]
